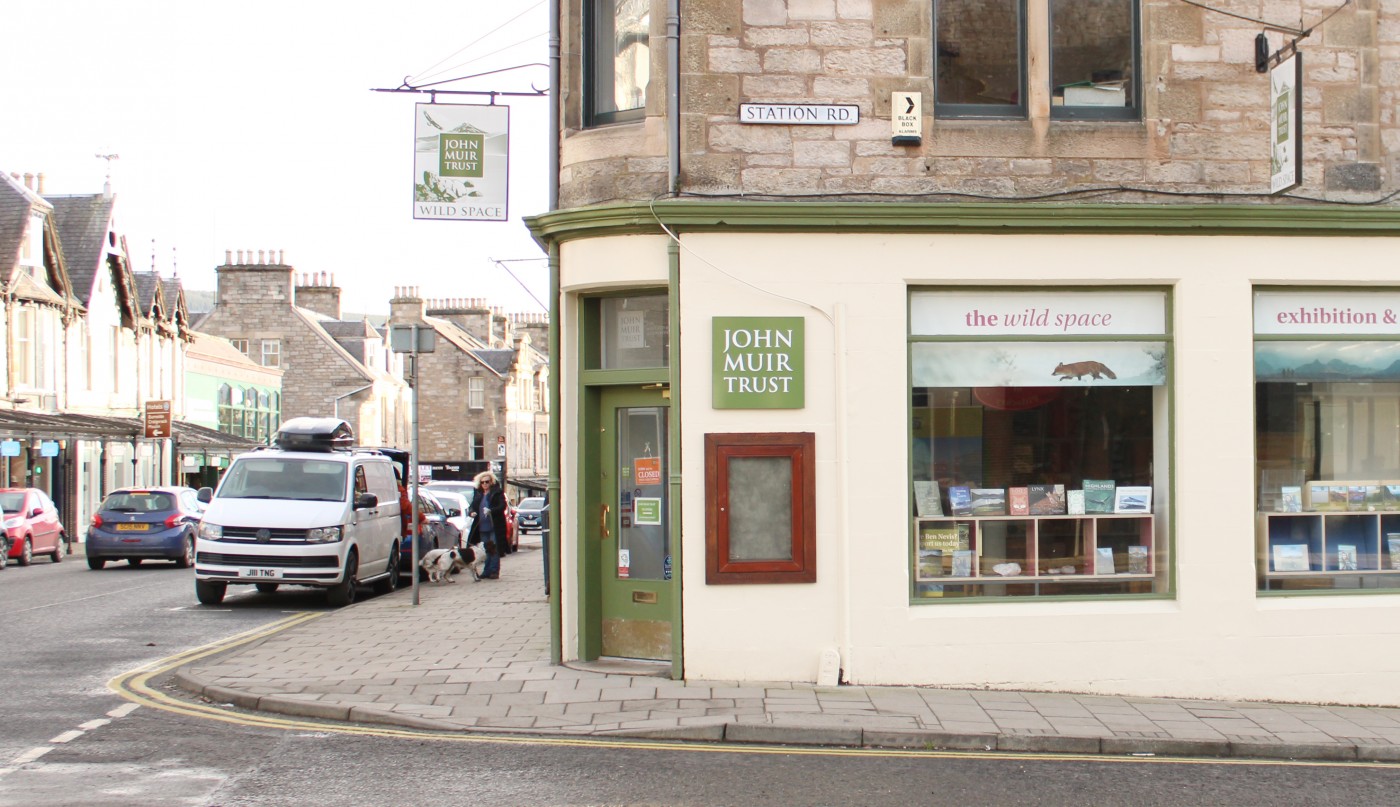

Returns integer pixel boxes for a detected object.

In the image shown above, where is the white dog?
[419,546,479,583]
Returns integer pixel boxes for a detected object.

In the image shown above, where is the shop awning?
[0,410,260,452]
[508,476,549,493]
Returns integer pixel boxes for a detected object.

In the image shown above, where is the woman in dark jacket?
[465,471,507,579]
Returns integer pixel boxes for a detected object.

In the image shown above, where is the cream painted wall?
[560,229,1400,704]
[677,231,1400,705]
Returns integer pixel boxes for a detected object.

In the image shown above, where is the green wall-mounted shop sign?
[712,317,805,409]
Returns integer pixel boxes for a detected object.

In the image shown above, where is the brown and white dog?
[419,546,479,583]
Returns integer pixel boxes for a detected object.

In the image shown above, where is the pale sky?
[1,0,552,317]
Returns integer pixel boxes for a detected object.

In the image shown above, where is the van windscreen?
[220,458,348,502]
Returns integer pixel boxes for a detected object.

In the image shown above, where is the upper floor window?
[585,0,649,127]
[261,339,281,368]
[14,309,33,386]
[468,377,485,409]
[935,0,1139,121]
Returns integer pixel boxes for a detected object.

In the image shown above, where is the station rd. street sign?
[144,400,172,438]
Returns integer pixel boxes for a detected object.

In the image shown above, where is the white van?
[194,418,402,607]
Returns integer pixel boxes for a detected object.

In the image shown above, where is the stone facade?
[195,251,408,447]
[388,290,549,499]
[559,0,1395,204]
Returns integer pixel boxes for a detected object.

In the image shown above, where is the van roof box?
[275,417,354,452]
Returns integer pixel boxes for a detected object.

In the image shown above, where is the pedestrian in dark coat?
[465,471,506,579]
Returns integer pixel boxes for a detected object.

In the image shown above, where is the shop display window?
[1255,336,1400,591]
[908,290,1171,600]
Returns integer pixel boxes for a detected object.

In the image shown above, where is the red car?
[1,487,66,567]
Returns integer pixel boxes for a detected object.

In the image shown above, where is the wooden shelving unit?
[914,514,1155,582]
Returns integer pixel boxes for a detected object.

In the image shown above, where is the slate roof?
[473,349,517,376]
[159,277,190,330]
[321,319,380,340]
[0,172,49,276]
[133,270,162,316]
[44,193,113,302]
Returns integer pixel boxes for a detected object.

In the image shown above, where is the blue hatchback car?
[86,486,207,569]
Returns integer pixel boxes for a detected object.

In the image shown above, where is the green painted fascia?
[525,200,1400,246]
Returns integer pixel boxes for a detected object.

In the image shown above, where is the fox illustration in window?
[1052,361,1116,381]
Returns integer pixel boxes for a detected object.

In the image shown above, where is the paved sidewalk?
[175,542,1400,763]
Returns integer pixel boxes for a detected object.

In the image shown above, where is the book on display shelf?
[948,486,972,516]
[969,488,1006,516]
[1027,484,1067,515]
[1067,489,1086,515]
[1008,487,1029,516]
[1388,534,1400,570]
[1272,543,1310,572]
[1336,545,1359,571]
[1348,486,1367,512]
[1083,480,1115,514]
[1095,547,1116,575]
[1127,545,1149,574]
[913,480,944,517]
[1113,486,1152,514]
[951,549,975,577]
[1279,486,1302,513]
[917,549,945,580]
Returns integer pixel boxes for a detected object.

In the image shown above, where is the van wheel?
[373,546,400,595]
[326,550,358,607]
[196,579,227,605]
[255,582,279,593]
[87,556,105,570]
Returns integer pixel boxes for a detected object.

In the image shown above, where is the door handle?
[600,504,610,539]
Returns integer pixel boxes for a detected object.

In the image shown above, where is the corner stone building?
[388,288,549,500]
[194,251,408,447]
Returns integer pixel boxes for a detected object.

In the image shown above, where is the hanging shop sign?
[413,103,510,222]
[739,103,860,125]
[712,317,805,409]
[1269,55,1302,195]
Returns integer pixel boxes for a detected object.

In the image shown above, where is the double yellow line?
[107,616,1394,766]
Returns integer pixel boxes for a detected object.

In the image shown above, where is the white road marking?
[9,583,169,615]
[0,703,142,781]
[49,730,83,744]
[11,747,51,764]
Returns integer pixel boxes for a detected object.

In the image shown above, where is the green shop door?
[586,387,674,661]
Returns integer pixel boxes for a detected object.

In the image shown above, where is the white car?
[426,489,473,542]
